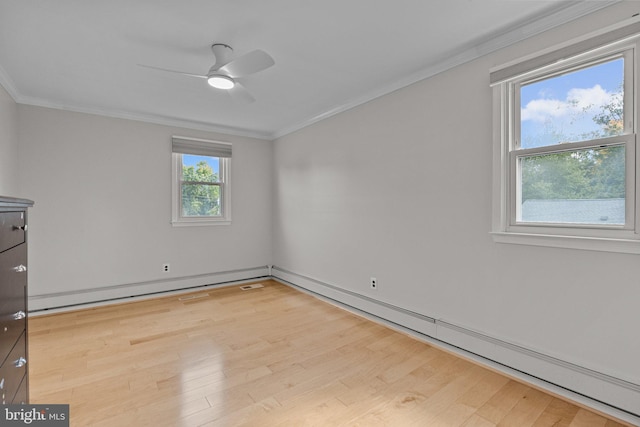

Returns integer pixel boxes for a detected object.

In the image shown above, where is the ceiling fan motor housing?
[211,43,234,69]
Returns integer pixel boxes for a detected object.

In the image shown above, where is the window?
[171,136,231,226]
[491,22,640,253]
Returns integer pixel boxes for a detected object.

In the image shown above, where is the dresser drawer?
[0,244,27,365]
[0,212,26,253]
[11,373,27,404]
[0,331,27,405]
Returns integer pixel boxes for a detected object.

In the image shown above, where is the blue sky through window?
[520,58,624,148]
[183,154,220,174]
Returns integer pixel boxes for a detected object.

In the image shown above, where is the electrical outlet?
[162,263,170,273]
[370,277,377,290]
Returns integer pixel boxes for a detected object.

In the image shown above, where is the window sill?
[491,231,640,254]
[171,220,231,227]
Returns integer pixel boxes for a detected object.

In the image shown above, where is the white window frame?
[491,23,640,254]
[171,136,231,227]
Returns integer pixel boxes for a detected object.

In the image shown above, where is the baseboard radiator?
[271,266,640,426]
[29,265,270,312]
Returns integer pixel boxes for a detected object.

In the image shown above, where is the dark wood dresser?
[0,196,34,405]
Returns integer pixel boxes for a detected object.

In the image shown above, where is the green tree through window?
[521,146,625,202]
[181,159,221,217]
[521,85,626,203]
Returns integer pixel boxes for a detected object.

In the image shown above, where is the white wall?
[18,106,273,308]
[272,2,640,420]
[7,1,639,420]
[0,84,19,195]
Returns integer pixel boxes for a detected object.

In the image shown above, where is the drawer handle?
[13,265,27,273]
[12,225,27,231]
[0,378,4,390]
[13,311,26,320]
[14,357,27,368]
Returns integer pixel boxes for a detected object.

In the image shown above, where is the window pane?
[182,154,220,183]
[520,58,624,149]
[181,183,221,217]
[519,145,625,224]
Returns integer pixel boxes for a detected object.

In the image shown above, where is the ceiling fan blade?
[219,50,274,78]
[228,82,255,104]
[137,64,207,79]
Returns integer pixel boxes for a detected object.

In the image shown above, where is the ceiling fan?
[139,43,275,103]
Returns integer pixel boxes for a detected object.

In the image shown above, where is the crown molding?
[14,95,272,141]
[0,64,20,102]
[0,71,272,140]
[271,1,621,139]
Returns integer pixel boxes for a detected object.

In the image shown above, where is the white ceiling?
[0,1,618,140]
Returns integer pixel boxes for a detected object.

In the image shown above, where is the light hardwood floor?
[28,280,629,426]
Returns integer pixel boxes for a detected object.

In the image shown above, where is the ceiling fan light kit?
[207,74,235,89]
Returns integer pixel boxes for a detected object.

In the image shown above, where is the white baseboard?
[28,265,269,312]
[271,266,640,426]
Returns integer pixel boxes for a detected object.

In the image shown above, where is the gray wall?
[272,2,640,417]
[17,106,273,306]
[2,1,638,420]
[0,84,19,195]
